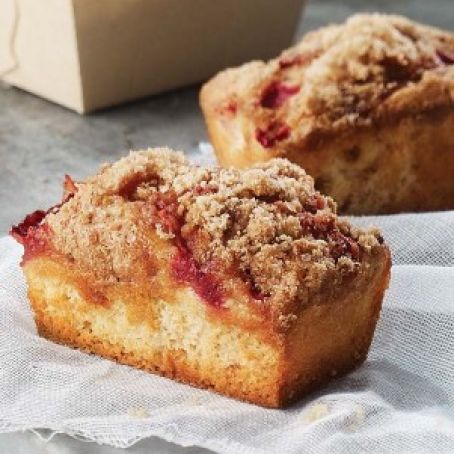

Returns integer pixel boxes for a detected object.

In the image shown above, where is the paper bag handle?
[0,0,20,78]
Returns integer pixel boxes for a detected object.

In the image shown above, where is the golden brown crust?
[200,14,454,214]
[280,250,390,405]
[24,246,390,408]
[26,257,283,407]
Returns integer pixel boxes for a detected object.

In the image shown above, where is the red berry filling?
[11,175,78,263]
[299,212,360,261]
[192,184,219,196]
[303,195,326,214]
[10,210,47,245]
[255,121,291,148]
[220,100,237,115]
[153,192,226,308]
[260,81,300,109]
[171,247,224,308]
[435,48,454,65]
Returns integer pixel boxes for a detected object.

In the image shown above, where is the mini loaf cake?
[200,14,454,214]
[12,148,390,407]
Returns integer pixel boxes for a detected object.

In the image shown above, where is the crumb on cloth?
[127,407,150,419]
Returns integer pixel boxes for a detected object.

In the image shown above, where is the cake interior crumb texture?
[12,148,391,407]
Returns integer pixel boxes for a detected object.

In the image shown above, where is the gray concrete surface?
[0,1,452,453]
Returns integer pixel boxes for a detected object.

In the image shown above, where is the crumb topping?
[209,14,454,149]
[19,149,385,315]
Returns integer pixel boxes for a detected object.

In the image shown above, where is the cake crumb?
[304,402,330,423]
[127,407,150,419]
[183,395,204,406]
[346,404,366,432]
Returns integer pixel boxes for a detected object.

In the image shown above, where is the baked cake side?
[200,14,454,214]
[12,148,390,407]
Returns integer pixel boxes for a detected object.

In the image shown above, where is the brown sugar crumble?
[276,14,454,123]
[208,14,454,149]
[14,148,385,315]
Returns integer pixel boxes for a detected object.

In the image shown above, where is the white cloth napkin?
[1,147,453,453]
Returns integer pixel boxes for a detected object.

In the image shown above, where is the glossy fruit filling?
[260,81,300,109]
[255,121,291,148]
[171,247,224,308]
[10,176,77,263]
[154,192,226,308]
[435,48,454,65]
[10,211,51,263]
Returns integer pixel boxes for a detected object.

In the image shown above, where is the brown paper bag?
[0,0,304,113]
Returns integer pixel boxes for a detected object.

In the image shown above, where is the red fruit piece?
[255,121,291,148]
[328,230,360,261]
[260,81,300,109]
[436,48,454,65]
[10,210,47,244]
[172,247,224,308]
[298,212,360,261]
[11,175,78,245]
[224,101,237,114]
[303,195,326,214]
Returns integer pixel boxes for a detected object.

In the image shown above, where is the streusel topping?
[42,149,383,310]
[212,14,454,149]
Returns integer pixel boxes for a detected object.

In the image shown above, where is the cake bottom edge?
[24,254,389,408]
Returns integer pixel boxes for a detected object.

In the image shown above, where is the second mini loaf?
[201,14,454,214]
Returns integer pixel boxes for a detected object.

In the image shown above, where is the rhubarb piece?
[260,81,300,109]
[255,121,291,148]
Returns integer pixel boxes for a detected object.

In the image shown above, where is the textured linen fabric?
[0,147,453,453]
